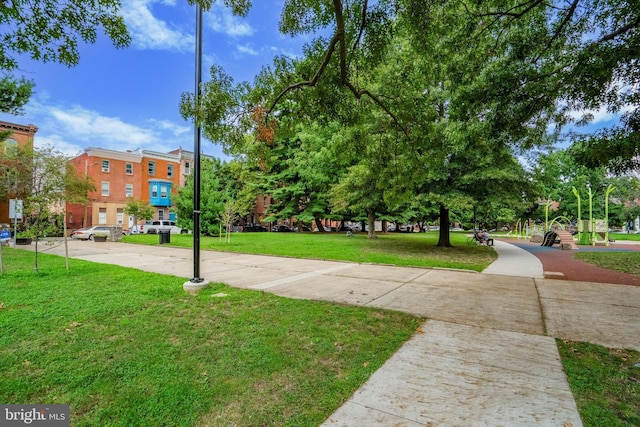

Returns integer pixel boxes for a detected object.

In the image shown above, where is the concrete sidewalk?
[19,239,640,425]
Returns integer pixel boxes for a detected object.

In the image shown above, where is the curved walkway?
[481,239,544,278]
[15,239,640,426]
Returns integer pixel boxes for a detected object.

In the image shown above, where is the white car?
[70,226,113,240]
[140,220,185,234]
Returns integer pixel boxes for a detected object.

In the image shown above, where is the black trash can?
[159,230,171,244]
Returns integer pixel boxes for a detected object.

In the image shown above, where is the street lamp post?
[184,2,208,292]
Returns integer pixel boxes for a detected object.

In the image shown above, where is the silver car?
[70,226,113,240]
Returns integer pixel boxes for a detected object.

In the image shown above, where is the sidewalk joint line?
[534,278,548,336]
[247,263,354,290]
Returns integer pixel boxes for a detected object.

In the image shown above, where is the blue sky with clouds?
[1,0,306,159]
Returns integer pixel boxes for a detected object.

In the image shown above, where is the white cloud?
[34,134,85,157]
[206,3,254,37]
[49,106,156,148]
[569,104,636,126]
[7,97,192,156]
[121,0,193,52]
[235,44,258,57]
[148,118,191,137]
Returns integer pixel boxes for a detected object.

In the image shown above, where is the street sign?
[9,199,23,220]
[0,230,10,241]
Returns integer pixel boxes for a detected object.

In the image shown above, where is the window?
[116,208,124,225]
[98,208,107,224]
[158,209,165,220]
[160,187,167,199]
[125,184,133,197]
[125,163,133,175]
[101,181,109,196]
[168,164,174,178]
[151,184,158,198]
[68,212,73,224]
[185,162,191,175]
[3,138,17,155]
[148,161,155,175]
[102,160,110,172]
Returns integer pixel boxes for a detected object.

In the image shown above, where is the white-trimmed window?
[125,163,133,175]
[125,184,133,197]
[101,181,109,196]
[102,160,110,172]
[158,209,165,220]
[160,187,167,199]
[116,208,124,225]
[185,162,191,175]
[98,208,107,224]
[168,164,174,178]
[151,184,158,198]
[148,161,155,175]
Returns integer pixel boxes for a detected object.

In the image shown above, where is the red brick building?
[67,148,181,231]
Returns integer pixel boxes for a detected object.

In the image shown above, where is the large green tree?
[18,146,71,271]
[174,158,249,235]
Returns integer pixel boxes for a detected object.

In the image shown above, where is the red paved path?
[503,240,640,287]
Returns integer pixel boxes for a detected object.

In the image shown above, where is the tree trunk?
[381,219,387,233]
[367,209,377,239]
[34,237,39,272]
[314,218,325,232]
[436,204,452,247]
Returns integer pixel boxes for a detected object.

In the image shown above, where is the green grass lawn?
[574,251,640,275]
[609,233,640,242]
[0,249,421,426]
[123,231,496,272]
[558,340,640,427]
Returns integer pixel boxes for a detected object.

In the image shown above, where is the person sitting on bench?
[480,229,494,246]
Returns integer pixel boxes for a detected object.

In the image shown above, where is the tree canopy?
[0,74,34,115]
[181,0,640,241]
[0,0,130,71]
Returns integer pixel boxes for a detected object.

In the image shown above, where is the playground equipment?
[510,220,544,241]
[572,184,616,246]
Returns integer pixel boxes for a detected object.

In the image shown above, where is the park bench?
[468,230,493,246]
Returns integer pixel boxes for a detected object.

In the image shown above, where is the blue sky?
[0,0,307,159]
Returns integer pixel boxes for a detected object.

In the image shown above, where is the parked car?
[243,223,267,232]
[70,226,114,240]
[140,220,185,234]
[272,225,293,232]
